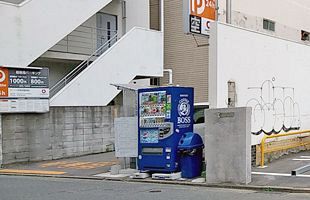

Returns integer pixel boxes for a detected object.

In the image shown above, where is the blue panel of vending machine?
[137,86,194,172]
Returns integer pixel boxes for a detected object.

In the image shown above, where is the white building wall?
[218,0,310,31]
[209,23,310,145]
[0,0,112,67]
[125,0,150,31]
[217,0,310,44]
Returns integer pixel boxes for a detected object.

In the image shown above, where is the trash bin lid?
[178,132,204,150]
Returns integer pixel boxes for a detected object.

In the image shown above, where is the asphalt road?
[0,175,310,200]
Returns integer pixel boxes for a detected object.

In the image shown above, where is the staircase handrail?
[50,33,118,97]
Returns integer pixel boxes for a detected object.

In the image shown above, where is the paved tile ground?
[1,152,120,177]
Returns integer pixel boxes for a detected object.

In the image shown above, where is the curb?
[126,178,310,193]
[1,173,310,193]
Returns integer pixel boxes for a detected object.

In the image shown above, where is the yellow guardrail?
[260,130,310,167]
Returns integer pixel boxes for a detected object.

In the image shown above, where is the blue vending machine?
[138,86,194,172]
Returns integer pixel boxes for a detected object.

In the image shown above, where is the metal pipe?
[164,69,173,85]
[215,0,219,21]
[226,0,232,24]
[160,0,164,32]
[121,0,127,35]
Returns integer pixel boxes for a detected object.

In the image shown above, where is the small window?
[301,30,310,41]
[263,19,275,31]
[150,77,160,86]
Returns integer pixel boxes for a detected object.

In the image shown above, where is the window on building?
[150,77,160,86]
[301,30,310,41]
[263,19,275,31]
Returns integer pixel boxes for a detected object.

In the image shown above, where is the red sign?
[189,0,216,35]
[190,0,216,20]
[0,67,9,97]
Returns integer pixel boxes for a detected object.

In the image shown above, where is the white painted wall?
[0,0,112,67]
[126,0,150,31]
[218,0,310,31]
[217,10,305,44]
[50,27,163,106]
[209,22,310,145]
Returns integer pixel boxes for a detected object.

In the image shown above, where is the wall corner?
[209,22,219,108]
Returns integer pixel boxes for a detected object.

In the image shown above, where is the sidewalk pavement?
[0,152,120,177]
[1,151,310,193]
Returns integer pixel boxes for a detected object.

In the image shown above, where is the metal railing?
[50,33,118,97]
[49,25,118,55]
[260,130,310,167]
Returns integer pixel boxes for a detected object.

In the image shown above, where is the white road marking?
[252,172,291,177]
[296,174,310,178]
[292,158,310,161]
[300,156,310,158]
[252,172,310,178]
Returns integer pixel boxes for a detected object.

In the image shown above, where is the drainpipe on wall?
[121,0,127,36]
[161,0,166,87]
[215,0,219,21]
[164,69,173,85]
[226,0,232,24]
[160,0,164,32]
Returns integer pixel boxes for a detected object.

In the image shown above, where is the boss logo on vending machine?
[177,98,191,124]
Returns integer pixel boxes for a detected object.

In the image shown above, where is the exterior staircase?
[50,27,163,106]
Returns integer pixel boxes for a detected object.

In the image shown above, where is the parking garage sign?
[0,66,49,113]
[184,0,216,36]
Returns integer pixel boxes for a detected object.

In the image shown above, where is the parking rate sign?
[0,66,49,113]
[0,67,49,99]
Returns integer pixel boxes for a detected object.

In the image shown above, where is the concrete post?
[122,89,137,117]
[205,107,251,184]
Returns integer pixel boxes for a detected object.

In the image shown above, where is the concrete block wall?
[1,106,117,165]
[251,145,256,166]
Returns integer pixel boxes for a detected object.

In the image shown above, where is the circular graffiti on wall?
[246,80,301,135]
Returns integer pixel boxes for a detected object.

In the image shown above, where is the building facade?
[161,0,310,105]
[0,0,163,164]
[1,0,310,164]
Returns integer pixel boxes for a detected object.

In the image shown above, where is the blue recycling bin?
[178,132,204,178]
